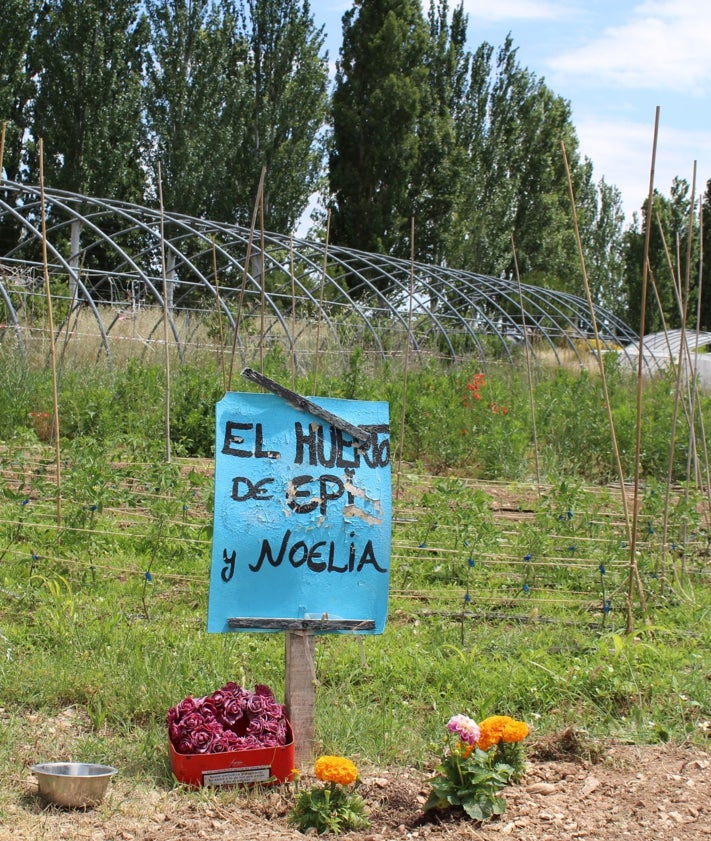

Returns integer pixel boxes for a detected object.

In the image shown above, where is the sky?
[312,0,711,223]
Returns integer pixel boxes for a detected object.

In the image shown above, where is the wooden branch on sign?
[240,367,371,448]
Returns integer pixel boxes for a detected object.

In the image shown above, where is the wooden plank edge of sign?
[228,617,376,631]
[240,367,371,447]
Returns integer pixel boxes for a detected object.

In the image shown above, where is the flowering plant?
[477,715,529,782]
[423,713,529,822]
[167,682,289,754]
[288,755,369,834]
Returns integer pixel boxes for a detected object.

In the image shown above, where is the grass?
[0,343,710,800]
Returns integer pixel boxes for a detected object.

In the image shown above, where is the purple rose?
[167,696,199,725]
[245,693,270,714]
[168,682,289,754]
[177,735,196,754]
[182,711,209,731]
[221,696,246,728]
[200,696,220,720]
[192,720,224,754]
[262,700,285,719]
[234,735,262,750]
[247,714,280,736]
[221,731,243,751]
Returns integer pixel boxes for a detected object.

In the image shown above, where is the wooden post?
[284,630,316,768]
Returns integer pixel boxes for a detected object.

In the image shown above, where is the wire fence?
[2,447,707,633]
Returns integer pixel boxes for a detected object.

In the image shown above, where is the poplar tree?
[583,178,627,319]
[329,0,429,265]
[700,179,711,331]
[222,0,329,232]
[145,0,236,218]
[0,0,38,255]
[622,178,696,333]
[451,36,589,288]
[411,0,469,266]
[28,0,149,200]
[0,0,37,184]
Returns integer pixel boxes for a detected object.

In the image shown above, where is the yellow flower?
[477,716,529,751]
[314,755,359,786]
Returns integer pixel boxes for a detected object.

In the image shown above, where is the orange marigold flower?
[477,716,529,751]
[314,755,359,786]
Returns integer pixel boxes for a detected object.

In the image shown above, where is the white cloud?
[549,1,711,92]
[459,0,573,21]
[576,116,711,219]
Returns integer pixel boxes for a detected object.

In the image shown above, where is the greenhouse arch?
[0,181,640,372]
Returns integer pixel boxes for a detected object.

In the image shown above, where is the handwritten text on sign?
[207,393,391,633]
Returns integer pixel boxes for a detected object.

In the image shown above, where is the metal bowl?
[31,762,118,808]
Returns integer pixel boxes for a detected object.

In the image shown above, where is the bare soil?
[5,737,710,841]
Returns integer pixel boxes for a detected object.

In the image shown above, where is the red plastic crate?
[169,724,295,788]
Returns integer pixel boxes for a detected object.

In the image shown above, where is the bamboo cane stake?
[648,265,684,586]
[693,197,711,528]
[652,209,710,588]
[259,187,266,375]
[561,139,645,632]
[38,138,62,528]
[228,166,266,392]
[157,162,172,464]
[0,121,6,178]
[653,172,710,581]
[311,209,330,396]
[645,265,701,591]
[395,217,416,500]
[681,164,698,489]
[625,109,663,630]
[289,233,297,390]
[680,168,711,563]
[212,236,227,393]
[511,233,541,495]
[560,143,631,531]
[655,213,698,460]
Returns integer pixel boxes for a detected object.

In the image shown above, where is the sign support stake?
[284,630,317,767]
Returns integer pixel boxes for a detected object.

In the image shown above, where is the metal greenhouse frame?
[0,181,640,371]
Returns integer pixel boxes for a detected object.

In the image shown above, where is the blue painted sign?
[207,392,391,634]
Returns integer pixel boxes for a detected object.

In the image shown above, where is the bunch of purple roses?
[168,682,290,755]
